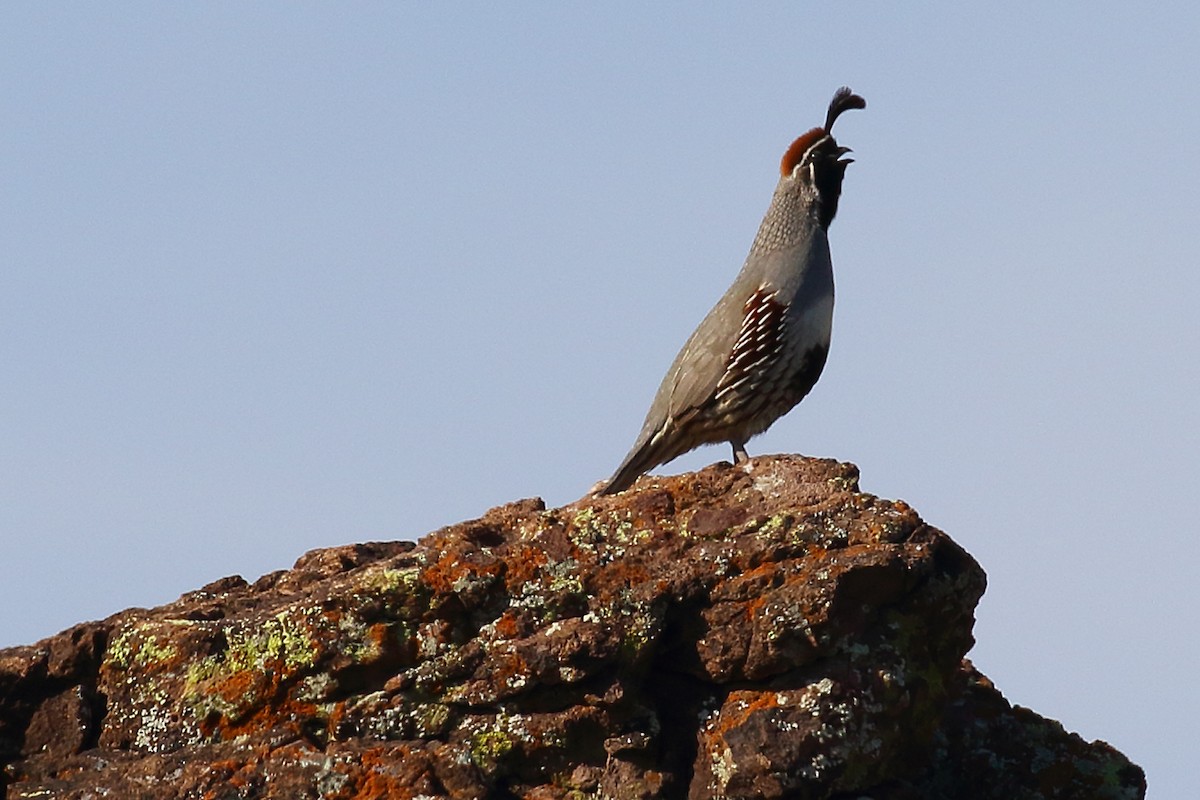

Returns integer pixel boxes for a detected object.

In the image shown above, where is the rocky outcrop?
[0,456,1145,799]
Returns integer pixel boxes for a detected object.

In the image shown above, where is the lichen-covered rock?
[0,456,1146,799]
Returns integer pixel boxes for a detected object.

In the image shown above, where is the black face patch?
[811,154,850,230]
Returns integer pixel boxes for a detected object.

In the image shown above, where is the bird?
[598,87,865,495]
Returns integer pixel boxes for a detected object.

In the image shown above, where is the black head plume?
[781,87,866,177]
[824,87,867,133]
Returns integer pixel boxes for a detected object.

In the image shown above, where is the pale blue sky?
[3,4,1196,794]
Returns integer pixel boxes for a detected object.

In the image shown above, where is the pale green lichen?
[224,609,320,672]
[181,608,322,725]
[580,588,657,660]
[509,558,587,621]
[609,517,654,548]
[185,680,242,725]
[759,513,793,538]
[336,615,403,665]
[449,568,500,600]
[464,712,543,771]
[314,758,350,796]
[105,624,185,671]
[544,559,583,594]
[517,513,556,542]
[471,729,517,764]
[295,672,336,703]
[414,702,453,737]
[709,742,736,791]
[563,791,600,800]
[130,684,201,752]
[132,633,178,668]
[361,564,421,595]
[614,601,659,659]
[828,475,857,492]
[569,508,602,547]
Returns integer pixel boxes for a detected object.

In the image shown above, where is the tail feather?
[597,441,656,496]
[597,425,684,495]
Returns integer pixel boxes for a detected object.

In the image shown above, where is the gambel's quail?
[599,87,865,495]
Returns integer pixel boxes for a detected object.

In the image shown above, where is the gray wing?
[661,289,749,423]
[662,240,824,422]
[598,286,756,495]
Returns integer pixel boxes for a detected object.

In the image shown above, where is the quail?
[599,87,865,495]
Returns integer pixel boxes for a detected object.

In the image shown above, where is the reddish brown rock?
[0,456,1145,799]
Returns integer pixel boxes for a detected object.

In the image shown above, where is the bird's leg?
[731,440,749,463]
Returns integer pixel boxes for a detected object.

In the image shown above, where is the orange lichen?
[712,689,788,735]
[493,609,523,639]
[419,544,505,596]
[503,544,551,589]
[333,744,442,800]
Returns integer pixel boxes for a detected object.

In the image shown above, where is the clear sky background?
[3,3,1196,794]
